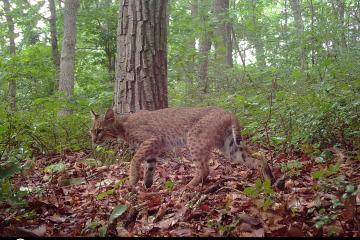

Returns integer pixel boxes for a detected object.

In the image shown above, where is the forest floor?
[1,145,360,237]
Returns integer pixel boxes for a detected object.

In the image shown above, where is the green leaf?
[68,178,86,186]
[113,178,127,190]
[0,163,21,179]
[345,184,355,193]
[312,170,324,180]
[96,189,115,200]
[243,186,258,198]
[109,204,128,223]
[255,179,262,189]
[98,225,107,237]
[44,163,66,174]
[165,180,175,191]
[263,179,273,194]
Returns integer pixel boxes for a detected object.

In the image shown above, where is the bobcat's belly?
[163,135,187,149]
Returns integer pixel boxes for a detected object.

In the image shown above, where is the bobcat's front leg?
[187,159,210,188]
[144,158,156,188]
[129,137,161,188]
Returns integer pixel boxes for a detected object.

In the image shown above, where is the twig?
[264,79,276,167]
[203,179,227,194]
[216,186,243,194]
[193,194,208,209]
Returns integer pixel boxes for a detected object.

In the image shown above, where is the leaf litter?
[1,146,360,237]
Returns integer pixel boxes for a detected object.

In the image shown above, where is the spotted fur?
[90,107,275,188]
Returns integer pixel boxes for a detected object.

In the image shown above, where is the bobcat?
[90,107,275,188]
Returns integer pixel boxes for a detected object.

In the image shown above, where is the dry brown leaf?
[30,224,47,237]
[169,228,192,237]
[156,214,178,230]
[153,203,168,223]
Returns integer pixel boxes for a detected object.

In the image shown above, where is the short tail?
[231,115,243,146]
[224,115,246,162]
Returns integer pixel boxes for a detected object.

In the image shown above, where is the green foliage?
[96,178,127,200]
[311,162,341,180]
[280,160,303,176]
[164,180,175,191]
[109,204,128,223]
[243,179,274,211]
[44,163,66,174]
[0,178,28,207]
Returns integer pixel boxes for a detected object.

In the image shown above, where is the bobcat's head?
[90,108,118,144]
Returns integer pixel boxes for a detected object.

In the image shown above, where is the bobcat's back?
[121,106,220,148]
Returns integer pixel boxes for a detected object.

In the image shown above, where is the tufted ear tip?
[105,108,115,121]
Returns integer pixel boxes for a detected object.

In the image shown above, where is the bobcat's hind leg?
[187,157,210,188]
[128,137,162,188]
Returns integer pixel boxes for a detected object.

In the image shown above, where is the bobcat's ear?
[105,108,115,122]
[90,110,99,120]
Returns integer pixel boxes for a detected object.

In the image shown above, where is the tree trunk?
[338,0,347,50]
[290,0,306,70]
[48,0,60,91]
[114,0,168,114]
[188,0,198,50]
[103,0,116,81]
[333,0,347,51]
[250,0,266,68]
[197,0,212,95]
[282,0,289,62]
[2,0,16,112]
[58,0,79,115]
[309,0,316,65]
[213,0,232,66]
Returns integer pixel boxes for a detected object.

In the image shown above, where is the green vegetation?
[0,0,359,237]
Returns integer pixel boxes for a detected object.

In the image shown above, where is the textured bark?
[337,0,347,49]
[114,0,168,114]
[58,0,79,115]
[103,0,116,80]
[48,0,60,90]
[250,0,266,68]
[188,0,198,50]
[198,1,212,95]
[290,0,306,69]
[282,0,289,62]
[332,0,347,50]
[309,0,316,65]
[2,0,16,112]
[213,0,232,66]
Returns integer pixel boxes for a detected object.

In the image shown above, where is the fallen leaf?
[49,214,66,223]
[31,224,47,237]
[170,228,192,237]
[109,205,128,223]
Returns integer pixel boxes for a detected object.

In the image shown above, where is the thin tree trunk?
[198,31,212,94]
[213,0,232,66]
[2,0,16,112]
[114,0,168,114]
[58,0,79,116]
[250,0,266,68]
[282,0,289,62]
[334,0,347,51]
[103,0,116,81]
[184,0,198,89]
[48,0,60,91]
[188,0,198,50]
[197,0,213,95]
[290,0,306,70]
[309,0,316,65]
